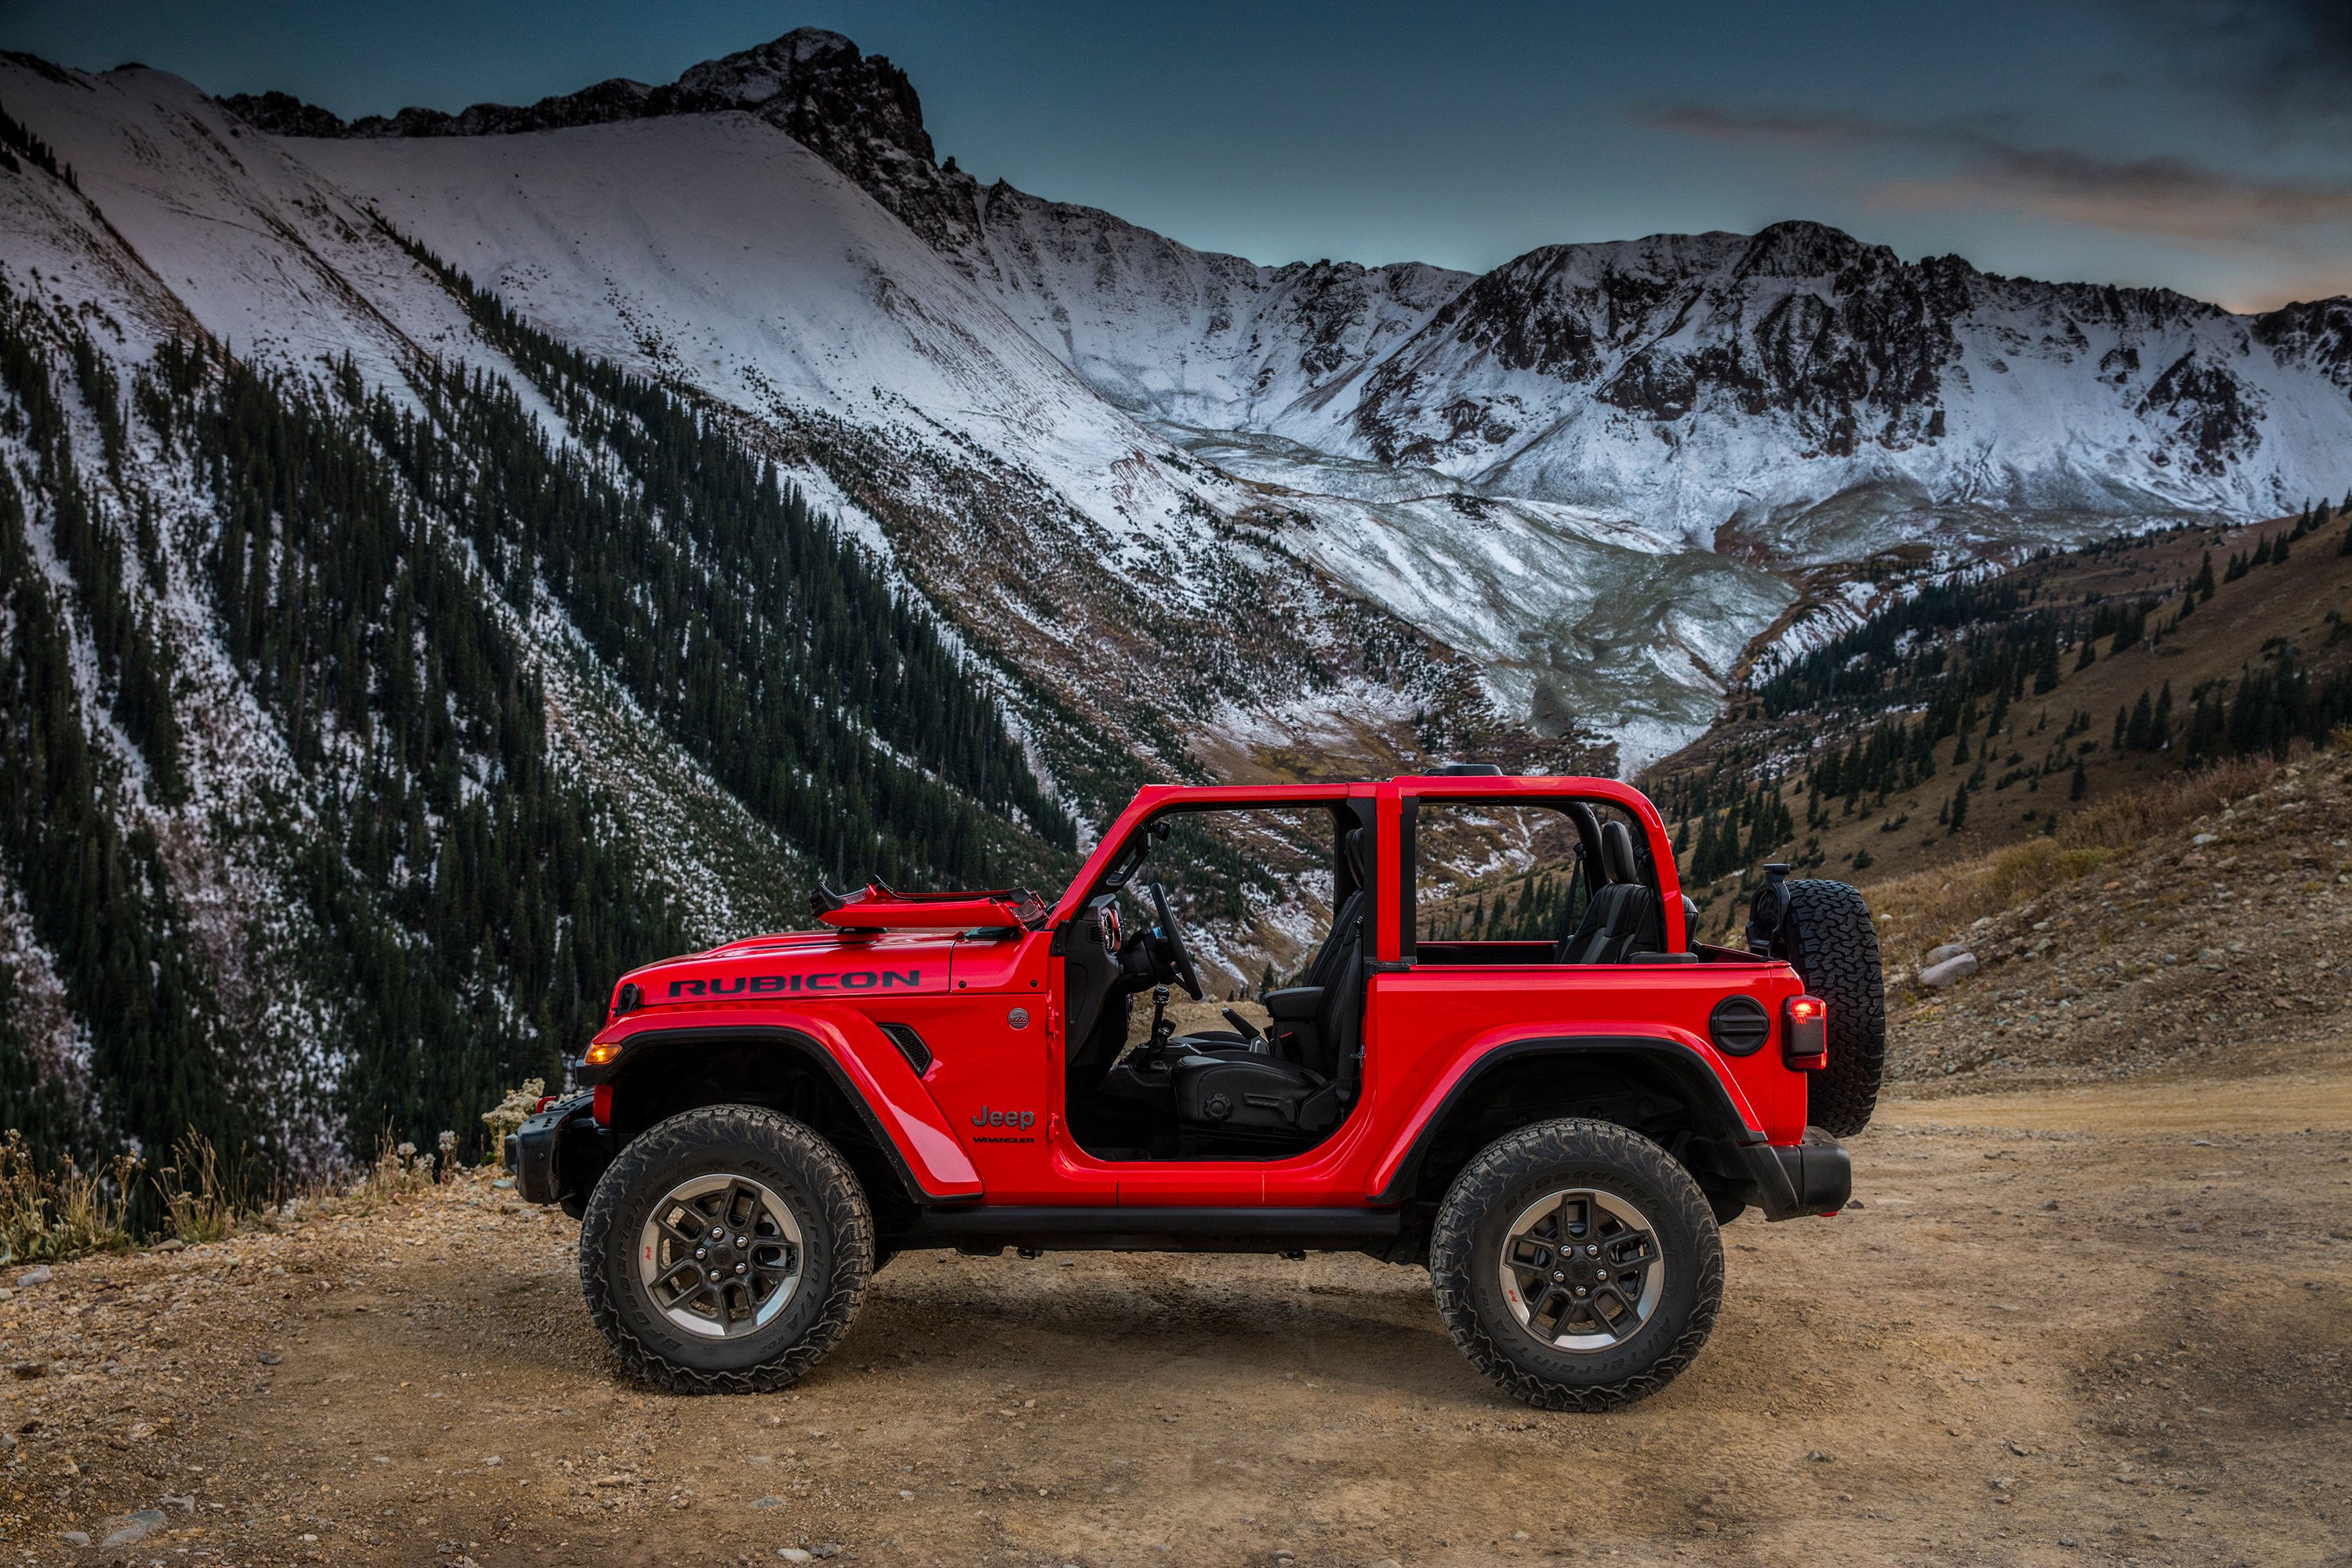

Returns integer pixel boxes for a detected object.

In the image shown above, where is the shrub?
[480,1080,547,1166]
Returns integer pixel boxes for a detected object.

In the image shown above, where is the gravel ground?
[2,1068,2346,1568]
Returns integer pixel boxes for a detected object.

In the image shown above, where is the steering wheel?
[1145,882,1204,1000]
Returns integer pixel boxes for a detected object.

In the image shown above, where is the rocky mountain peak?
[219,27,935,171]
[1731,217,1890,279]
[677,27,936,177]
[220,28,976,248]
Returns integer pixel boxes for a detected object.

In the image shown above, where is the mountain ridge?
[196,29,2352,754]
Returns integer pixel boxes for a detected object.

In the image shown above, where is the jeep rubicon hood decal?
[662,967,931,998]
[615,934,956,1014]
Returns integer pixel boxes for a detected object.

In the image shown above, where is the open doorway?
[1059,800,1373,1161]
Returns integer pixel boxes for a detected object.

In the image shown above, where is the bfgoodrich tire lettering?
[1431,1118,1722,1410]
[1778,879,1888,1138]
[579,1105,871,1395]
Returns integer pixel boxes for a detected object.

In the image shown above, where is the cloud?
[2131,0,2352,138]
[1642,102,2352,256]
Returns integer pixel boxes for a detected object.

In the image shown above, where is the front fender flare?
[580,1008,982,1202]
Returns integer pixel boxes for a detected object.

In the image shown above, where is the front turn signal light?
[583,1040,621,1068]
[1783,995,1828,1070]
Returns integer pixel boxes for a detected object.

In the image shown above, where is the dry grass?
[0,1131,138,1264]
[1869,752,2287,962]
[0,1080,539,1262]
[154,1134,247,1244]
[341,1128,453,1209]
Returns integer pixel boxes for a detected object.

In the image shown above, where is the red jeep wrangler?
[513,770,1883,1410]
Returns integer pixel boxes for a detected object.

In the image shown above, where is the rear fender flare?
[1369,1031,1768,1205]
[586,1010,982,1202]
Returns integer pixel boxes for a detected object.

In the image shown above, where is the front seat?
[1173,827,1370,1057]
[1169,912,1361,1136]
[1554,820,1662,964]
[1167,829,1370,1134]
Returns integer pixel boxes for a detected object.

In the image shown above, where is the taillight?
[1784,995,1828,1069]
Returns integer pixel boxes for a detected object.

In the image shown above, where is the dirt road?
[11,1070,2350,1566]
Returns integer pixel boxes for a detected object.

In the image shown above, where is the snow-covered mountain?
[213,29,2352,744]
[2,27,2350,1163]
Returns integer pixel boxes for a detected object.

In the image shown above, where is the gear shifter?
[1144,984,1174,1062]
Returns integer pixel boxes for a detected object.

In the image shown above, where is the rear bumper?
[507,1093,605,1208]
[1736,1136,1852,1221]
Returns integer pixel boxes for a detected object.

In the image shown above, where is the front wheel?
[579,1105,872,1394]
[1430,1118,1722,1410]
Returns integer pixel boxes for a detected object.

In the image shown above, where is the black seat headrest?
[1601,820,1640,886]
[1339,826,1367,889]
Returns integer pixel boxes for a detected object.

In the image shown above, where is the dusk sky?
[6,0,2350,311]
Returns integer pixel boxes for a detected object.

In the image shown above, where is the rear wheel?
[1778,879,1887,1137]
[579,1105,871,1394]
[1430,1118,1722,1410]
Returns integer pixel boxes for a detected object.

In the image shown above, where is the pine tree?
[0,269,1095,1174]
[2070,757,2088,799]
[2192,551,2216,598]
[2033,635,2062,694]
[1948,782,1969,836]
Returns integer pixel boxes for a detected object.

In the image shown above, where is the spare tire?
[1776,880,1886,1137]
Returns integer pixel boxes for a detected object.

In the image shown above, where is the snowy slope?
[936,198,2352,561]
[0,61,834,932]
[289,114,1208,567]
[199,67,1703,768]
[949,181,1471,430]
[1322,225,2352,554]
[19,29,2352,783]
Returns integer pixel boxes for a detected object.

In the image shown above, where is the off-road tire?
[1430,1118,1722,1410]
[1778,879,1887,1137]
[579,1105,871,1395]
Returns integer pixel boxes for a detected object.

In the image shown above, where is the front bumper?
[506,1093,606,1209]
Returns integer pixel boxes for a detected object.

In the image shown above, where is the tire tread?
[1780,879,1887,1138]
[1429,1117,1722,1411]
[579,1105,871,1396]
